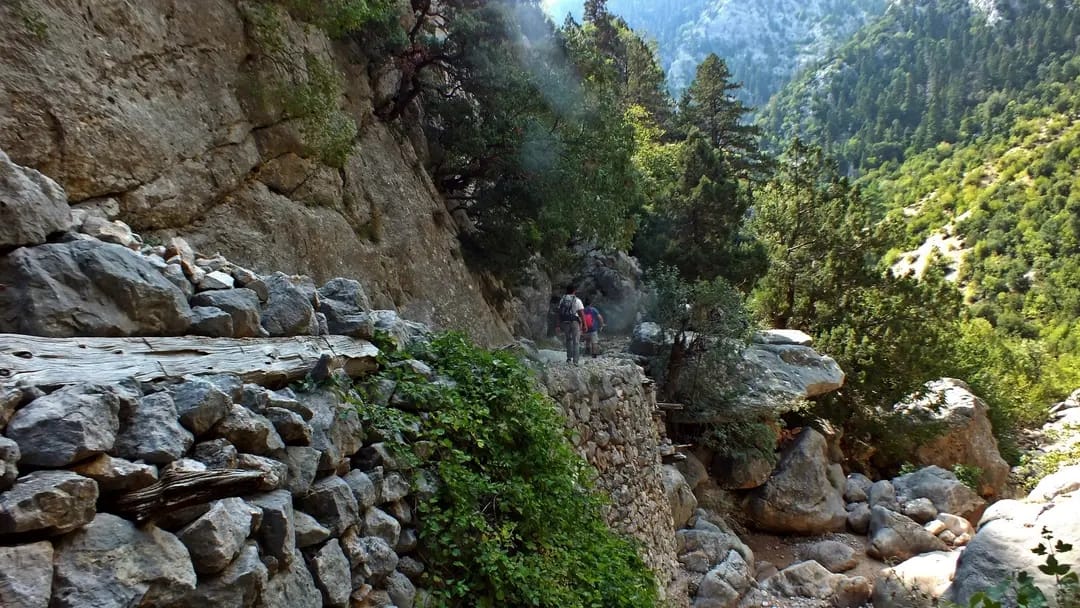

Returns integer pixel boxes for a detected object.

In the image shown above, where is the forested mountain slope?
[761,0,1080,173]
[543,0,887,104]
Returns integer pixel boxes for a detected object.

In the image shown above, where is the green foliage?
[11,0,47,40]
[951,464,983,492]
[352,333,658,608]
[1015,424,1080,490]
[280,0,398,38]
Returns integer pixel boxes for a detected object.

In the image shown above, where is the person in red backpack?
[582,298,605,358]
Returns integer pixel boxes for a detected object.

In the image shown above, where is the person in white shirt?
[556,284,586,365]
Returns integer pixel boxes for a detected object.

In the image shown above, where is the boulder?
[0,240,191,336]
[893,466,986,522]
[847,502,871,534]
[0,470,97,537]
[752,329,813,346]
[248,490,296,568]
[189,288,261,337]
[0,149,72,248]
[363,506,402,547]
[113,392,194,464]
[211,404,285,455]
[179,541,268,607]
[80,216,137,247]
[947,492,1080,607]
[901,497,938,524]
[5,384,120,467]
[368,310,431,350]
[263,549,322,608]
[741,343,845,407]
[897,379,1010,497]
[70,454,157,492]
[869,479,900,511]
[677,450,710,491]
[867,505,948,561]
[746,429,847,534]
[197,270,234,291]
[692,550,753,608]
[342,533,398,581]
[0,437,19,491]
[170,378,232,436]
[0,541,54,608]
[662,464,698,529]
[189,306,234,337]
[1029,463,1080,502]
[386,570,418,608]
[873,551,960,608]
[677,514,754,575]
[711,451,775,490]
[51,513,196,607]
[281,446,320,495]
[261,272,315,337]
[177,498,255,575]
[381,471,411,503]
[844,473,873,503]
[307,538,351,608]
[762,560,868,601]
[935,512,975,538]
[299,476,359,536]
[294,510,331,548]
[798,540,857,573]
[317,277,372,336]
[629,322,666,356]
[571,248,646,334]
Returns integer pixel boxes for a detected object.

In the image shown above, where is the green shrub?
[350,333,659,608]
[952,464,983,492]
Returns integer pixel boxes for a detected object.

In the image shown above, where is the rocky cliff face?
[0,0,512,346]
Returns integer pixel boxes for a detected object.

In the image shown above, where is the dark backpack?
[557,295,577,322]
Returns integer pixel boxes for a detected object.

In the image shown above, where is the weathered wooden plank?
[112,469,267,523]
[0,334,379,388]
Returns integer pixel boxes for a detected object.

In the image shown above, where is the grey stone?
[386,499,413,525]
[364,506,402,547]
[846,502,871,534]
[248,490,296,567]
[268,388,314,420]
[0,470,97,537]
[662,464,697,529]
[693,550,752,608]
[266,406,313,445]
[308,538,351,607]
[0,240,192,336]
[869,480,899,511]
[396,527,419,554]
[261,272,315,337]
[873,550,959,608]
[212,404,285,455]
[386,570,417,608]
[240,383,271,413]
[902,497,938,524]
[0,149,72,248]
[629,322,665,356]
[263,549,321,608]
[746,429,847,534]
[198,270,235,290]
[5,384,120,467]
[867,505,948,561]
[381,471,411,504]
[398,556,425,580]
[189,305,234,337]
[51,513,196,608]
[170,378,232,437]
[70,454,157,492]
[281,446,320,494]
[177,498,254,575]
[294,510,331,548]
[676,517,754,576]
[300,476,359,536]
[356,442,402,471]
[343,534,398,581]
[237,453,288,491]
[369,310,431,350]
[190,288,261,338]
[180,541,268,607]
[741,342,846,406]
[302,388,364,471]
[204,374,244,402]
[799,540,857,573]
[114,392,194,464]
[0,437,19,491]
[163,263,194,298]
[892,466,986,521]
[81,216,136,247]
[189,438,239,469]
[317,278,373,336]
[844,473,873,503]
[763,560,846,599]
[0,541,53,608]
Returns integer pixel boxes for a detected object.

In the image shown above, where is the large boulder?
[0,470,98,537]
[176,498,255,575]
[0,240,192,336]
[5,384,120,467]
[260,272,315,337]
[897,379,1010,497]
[571,248,646,334]
[947,490,1080,607]
[113,392,194,465]
[51,513,196,607]
[867,505,948,561]
[741,342,845,413]
[0,148,72,248]
[892,466,986,522]
[692,550,753,608]
[629,322,666,356]
[745,429,847,534]
[0,541,54,608]
[662,465,697,529]
[762,560,870,602]
[873,551,960,608]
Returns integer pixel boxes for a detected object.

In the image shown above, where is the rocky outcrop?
[0,149,72,249]
[745,429,847,534]
[892,465,986,522]
[897,379,1010,497]
[0,1,512,346]
[740,331,845,413]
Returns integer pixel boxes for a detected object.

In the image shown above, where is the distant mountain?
[541,0,888,106]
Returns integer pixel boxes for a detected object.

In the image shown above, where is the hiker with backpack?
[582,298,605,358]
[556,284,586,365]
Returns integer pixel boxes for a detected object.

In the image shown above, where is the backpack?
[583,309,595,332]
[557,295,577,322]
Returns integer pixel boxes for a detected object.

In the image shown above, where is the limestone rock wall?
[541,361,687,604]
[0,0,512,346]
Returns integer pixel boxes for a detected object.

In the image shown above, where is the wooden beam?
[656,402,685,411]
[0,334,380,388]
[112,469,268,524]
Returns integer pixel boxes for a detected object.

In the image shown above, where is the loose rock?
[0,541,54,608]
[177,498,255,575]
[5,384,120,467]
[113,392,194,464]
[70,454,157,492]
[0,148,73,248]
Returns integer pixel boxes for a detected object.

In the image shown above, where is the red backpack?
[583,309,595,332]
